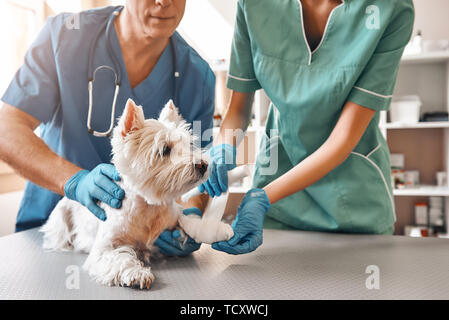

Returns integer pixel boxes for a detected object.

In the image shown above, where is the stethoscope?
[87,6,180,137]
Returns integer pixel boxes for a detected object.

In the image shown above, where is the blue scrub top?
[1,6,215,232]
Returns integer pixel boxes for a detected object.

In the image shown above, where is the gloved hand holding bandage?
[212,188,271,255]
[198,144,237,197]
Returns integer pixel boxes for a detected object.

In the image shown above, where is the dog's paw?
[121,267,155,290]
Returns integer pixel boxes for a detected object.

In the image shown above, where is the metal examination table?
[1,228,449,299]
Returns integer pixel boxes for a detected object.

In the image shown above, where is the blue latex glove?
[64,164,125,221]
[154,207,202,257]
[198,144,236,197]
[212,188,271,255]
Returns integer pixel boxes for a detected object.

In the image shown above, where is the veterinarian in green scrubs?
[202,0,415,255]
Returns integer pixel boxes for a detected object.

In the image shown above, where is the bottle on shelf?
[404,30,423,55]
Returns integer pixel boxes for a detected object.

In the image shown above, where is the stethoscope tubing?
[87,66,120,137]
[87,6,179,138]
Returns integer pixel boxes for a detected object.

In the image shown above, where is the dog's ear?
[120,99,145,137]
[158,100,183,125]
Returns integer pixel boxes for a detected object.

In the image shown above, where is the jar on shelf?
[414,202,428,226]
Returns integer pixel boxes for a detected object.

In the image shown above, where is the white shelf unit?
[381,121,449,130]
[400,51,449,65]
[393,186,449,197]
[381,51,449,234]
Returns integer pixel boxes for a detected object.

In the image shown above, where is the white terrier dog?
[40,98,208,289]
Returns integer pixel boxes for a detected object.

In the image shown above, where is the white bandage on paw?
[179,214,234,244]
[179,165,251,244]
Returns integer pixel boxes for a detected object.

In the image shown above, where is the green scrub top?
[227,0,414,234]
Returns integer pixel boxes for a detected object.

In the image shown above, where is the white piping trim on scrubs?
[297,1,312,66]
[297,0,345,65]
[351,150,397,222]
[228,74,258,82]
[354,86,393,99]
[311,1,345,55]
[366,144,381,158]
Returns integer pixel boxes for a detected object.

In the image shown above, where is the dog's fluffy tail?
[40,197,75,251]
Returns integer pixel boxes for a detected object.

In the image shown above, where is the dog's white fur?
[40,99,208,289]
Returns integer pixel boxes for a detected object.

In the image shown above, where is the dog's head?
[111,99,208,204]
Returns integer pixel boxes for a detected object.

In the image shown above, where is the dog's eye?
[162,145,171,156]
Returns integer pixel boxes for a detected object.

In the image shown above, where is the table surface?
[1,228,449,300]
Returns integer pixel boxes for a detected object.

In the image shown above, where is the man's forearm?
[0,104,81,195]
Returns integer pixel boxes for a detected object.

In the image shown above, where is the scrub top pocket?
[336,144,396,234]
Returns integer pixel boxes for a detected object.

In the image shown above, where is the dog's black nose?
[195,161,208,176]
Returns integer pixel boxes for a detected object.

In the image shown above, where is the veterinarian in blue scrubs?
[0,2,213,256]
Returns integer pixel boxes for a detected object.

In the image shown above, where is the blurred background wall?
[413,0,449,40]
[0,0,447,236]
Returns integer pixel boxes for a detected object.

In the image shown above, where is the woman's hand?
[212,189,271,255]
[198,144,237,197]
[200,91,254,198]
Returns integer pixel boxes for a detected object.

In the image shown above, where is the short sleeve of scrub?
[347,1,414,111]
[1,17,60,124]
[227,0,261,93]
[199,68,216,149]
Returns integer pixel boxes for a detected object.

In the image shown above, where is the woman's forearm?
[264,134,353,204]
[0,103,81,196]
[215,91,255,146]
[263,101,376,204]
